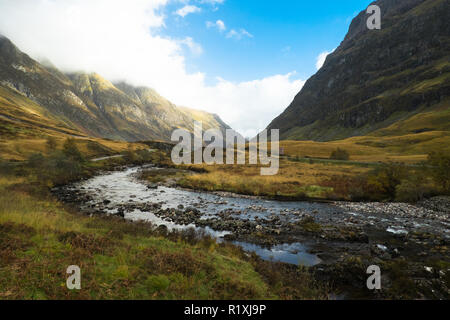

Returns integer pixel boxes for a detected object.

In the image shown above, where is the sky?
[0,0,373,138]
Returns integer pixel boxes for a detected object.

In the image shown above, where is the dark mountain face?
[267,0,450,141]
[0,36,233,142]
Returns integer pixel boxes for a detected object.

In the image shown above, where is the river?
[58,165,449,267]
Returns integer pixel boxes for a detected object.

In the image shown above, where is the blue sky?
[0,0,374,137]
[161,0,373,85]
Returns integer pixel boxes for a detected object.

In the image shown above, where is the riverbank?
[55,165,450,299]
[0,171,331,300]
[174,152,449,203]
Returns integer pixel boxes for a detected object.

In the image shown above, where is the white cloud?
[175,5,201,18]
[206,19,226,31]
[199,73,305,138]
[226,28,253,40]
[198,0,225,12]
[179,37,203,55]
[0,0,303,137]
[315,48,335,70]
[206,20,253,41]
[199,0,225,5]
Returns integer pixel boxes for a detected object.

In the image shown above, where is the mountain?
[0,35,233,142]
[266,0,450,141]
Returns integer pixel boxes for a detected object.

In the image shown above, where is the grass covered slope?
[0,85,85,138]
[0,80,153,161]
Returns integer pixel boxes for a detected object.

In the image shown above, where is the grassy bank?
[176,160,347,199]
[0,155,328,300]
[174,150,449,202]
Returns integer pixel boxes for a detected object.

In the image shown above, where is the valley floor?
[53,164,450,299]
[0,162,328,300]
[0,133,449,299]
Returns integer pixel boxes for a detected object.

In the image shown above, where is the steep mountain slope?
[267,0,450,141]
[0,35,233,142]
[178,106,230,132]
[177,106,247,146]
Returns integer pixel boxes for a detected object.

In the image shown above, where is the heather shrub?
[330,148,350,161]
[428,151,450,193]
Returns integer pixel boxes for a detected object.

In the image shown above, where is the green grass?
[0,177,267,299]
[0,172,327,300]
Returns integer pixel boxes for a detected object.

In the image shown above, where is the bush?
[135,149,153,162]
[322,163,408,201]
[365,163,406,200]
[62,138,84,162]
[27,151,84,186]
[428,151,450,192]
[395,178,430,202]
[46,153,83,185]
[28,153,46,169]
[46,136,58,153]
[321,175,368,201]
[122,144,138,163]
[0,157,12,176]
[330,148,350,161]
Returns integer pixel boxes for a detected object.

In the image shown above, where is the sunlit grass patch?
[177,159,367,199]
[0,191,83,233]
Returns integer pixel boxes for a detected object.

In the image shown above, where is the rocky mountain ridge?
[266,0,450,141]
[0,35,233,142]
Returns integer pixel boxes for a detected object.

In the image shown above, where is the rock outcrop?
[266,0,450,141]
